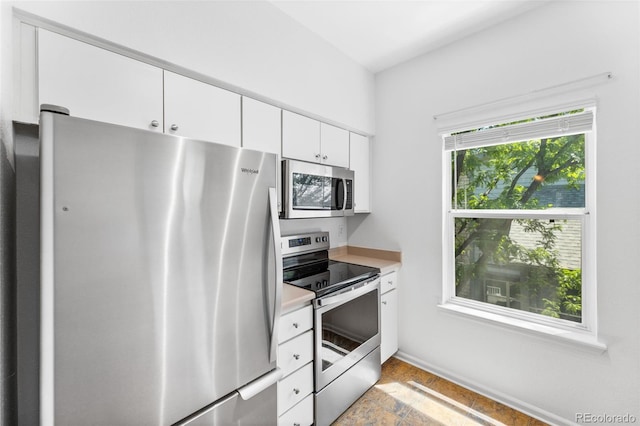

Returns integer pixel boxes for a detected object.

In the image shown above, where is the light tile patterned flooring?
[332,357,548,426]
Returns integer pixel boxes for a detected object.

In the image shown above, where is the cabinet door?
[279,305,313,343]
[349,133,371,213]
[242,97,281,154]
[320,123,349,168]
[38,29,163,132]
[164,71,241,146]
[278,394,313,426]
[277,330,313,378]
[282,111,320,163]
[381,289,398,364]
[277,363,313,416]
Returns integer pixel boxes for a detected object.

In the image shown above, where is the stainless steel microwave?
[281,159,354,218]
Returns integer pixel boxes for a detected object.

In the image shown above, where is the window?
[442,107,595,332]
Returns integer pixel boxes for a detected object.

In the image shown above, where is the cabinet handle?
[294,423,301,426]
[293,354,300,360]
[150,120,160,128]
[315,153,321,159]
[382,301,388,305]
[293,388,300,395]
[292,322,299,329]
[388,280,393,285]
[322,155,328,160]
[170,124,179,131]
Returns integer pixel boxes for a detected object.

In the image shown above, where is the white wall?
[348,1,640,424]
[6,0,375,135]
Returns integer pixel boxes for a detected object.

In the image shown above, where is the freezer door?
[39,113,280,425]
[177,384,276,426]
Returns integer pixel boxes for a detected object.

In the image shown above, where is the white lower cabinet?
[380,271,399,363]
[278,330,313,378]
[278,394,313,426]
[277,363,313,417]
[277,305,314,426]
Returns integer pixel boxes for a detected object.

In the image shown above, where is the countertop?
[329,245,402,276]
[281,283,315,314]
[280,244,402,313]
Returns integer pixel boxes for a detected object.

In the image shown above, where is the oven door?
[282,159,354,219]
[314,277,380,391]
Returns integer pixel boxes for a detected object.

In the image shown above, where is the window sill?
[437,302,607,354]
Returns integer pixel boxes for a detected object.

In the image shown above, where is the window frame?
[440,106,598,340]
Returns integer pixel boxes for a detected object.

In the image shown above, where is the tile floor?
[332,357,548,426]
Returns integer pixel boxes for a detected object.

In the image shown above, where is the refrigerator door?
[39,112,280,425]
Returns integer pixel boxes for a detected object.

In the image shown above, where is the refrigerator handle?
[268,187,283,364]
[237,367,283,401]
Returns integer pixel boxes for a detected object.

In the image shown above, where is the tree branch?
[506,156,535,199]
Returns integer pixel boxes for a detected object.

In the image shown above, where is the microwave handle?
[338,178,347,211]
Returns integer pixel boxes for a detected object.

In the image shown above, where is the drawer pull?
[382,301,387,305]
[292,322,299,329]
[388,280,393,285]
[293,388,300,395]
[293,354,300,360]
[294,424,300,426]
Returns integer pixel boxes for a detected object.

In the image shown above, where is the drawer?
[278,393,313,426]
[279,305,313,343]
[277,362,313,416]
[278,330,313,378]
[381,271,398,294]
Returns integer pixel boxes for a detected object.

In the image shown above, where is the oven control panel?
[281,231,330,257]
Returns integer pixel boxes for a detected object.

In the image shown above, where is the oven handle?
[315,276,380,308]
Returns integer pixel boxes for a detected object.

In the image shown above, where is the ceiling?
[270,0,548,73]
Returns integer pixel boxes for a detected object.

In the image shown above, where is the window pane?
[455,217,582,322]
[453,135,585,210]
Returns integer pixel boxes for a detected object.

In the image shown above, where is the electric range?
[281,231,382,426]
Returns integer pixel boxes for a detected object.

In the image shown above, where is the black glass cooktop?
[283,257,380,297]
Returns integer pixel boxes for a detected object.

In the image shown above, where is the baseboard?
[394,351,578,426]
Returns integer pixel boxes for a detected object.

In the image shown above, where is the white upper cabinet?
[320,123,349,168]
[164,71,241,146]
[349,133,371,213]
[242,97,281,154]
[282,111,320,163]
[282,111,349,167]
[38,29,163,132]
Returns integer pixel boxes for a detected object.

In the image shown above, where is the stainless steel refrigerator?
[33,108,283,425]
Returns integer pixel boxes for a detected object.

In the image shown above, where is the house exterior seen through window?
[442,108,595,329]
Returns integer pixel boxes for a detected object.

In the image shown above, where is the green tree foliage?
[454,127,585,322]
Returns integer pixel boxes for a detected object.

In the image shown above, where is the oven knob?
[322,236,328,242]
[316,237,321,243]
[316,281,322,287]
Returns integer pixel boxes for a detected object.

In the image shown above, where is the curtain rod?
[433,71,613,121]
